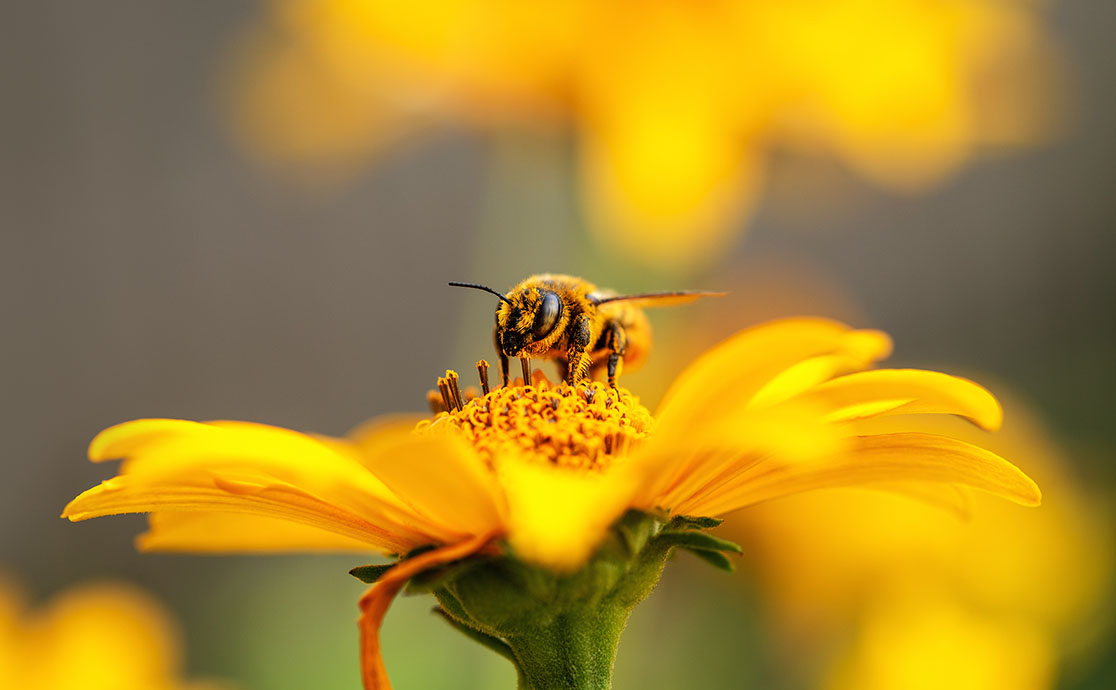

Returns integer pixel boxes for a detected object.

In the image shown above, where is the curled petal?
[656,318,891,433]
[359,531,501,690]
[803,369,1003,430]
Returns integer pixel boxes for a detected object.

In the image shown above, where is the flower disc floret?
[418,376,653,470]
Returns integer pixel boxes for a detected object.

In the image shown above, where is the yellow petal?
[656,318,891,434]
[804,369,1003,430]
[89,419,207,462]
[71,418,454,552]
[689,432,1040,516]
[635,402,846,514]
[137,511,382,553]
[349,418,507,538]
[64,474,419,554]
[749,353,887,409]
[496,455,636,572]
[859,482,974,520]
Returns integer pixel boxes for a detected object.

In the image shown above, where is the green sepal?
[665,515,724,531]
[615,508,661,556]
[432,606,520,665]
[681,547,736,572]
[349,563,395,584]
[654,529,742,554]
[350,543,481,587]
[405,556,489,595]
[404,544,438,559]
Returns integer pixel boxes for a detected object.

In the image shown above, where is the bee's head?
[496,287,564,357]
[449,281,564,357]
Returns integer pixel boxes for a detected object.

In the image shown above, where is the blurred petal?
[581,122,760,270]
[827,589,1057,690]
[496,455,635,571]
[636,403,846,515]
[349,418,508,538]
[226,20,401,172]
[36,584,181,688]
[577,5,762,270]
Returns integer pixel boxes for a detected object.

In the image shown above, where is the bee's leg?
[494,327,510,387]
[604,322,628,389]
[566,314,593,385]
[556,358,571,383]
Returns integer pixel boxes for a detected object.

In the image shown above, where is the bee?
[449,274,724,388]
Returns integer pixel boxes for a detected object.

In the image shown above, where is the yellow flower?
[827,587,1057,690]
[64,317,1040,688]
[0,576,230,690]
[228,0,1055,268]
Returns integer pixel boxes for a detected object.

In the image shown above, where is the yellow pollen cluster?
[418,368,654,470]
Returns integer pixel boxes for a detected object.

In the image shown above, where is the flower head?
[64,317,1040,688]
[65,317,1038,569]
[228,0,1057,269]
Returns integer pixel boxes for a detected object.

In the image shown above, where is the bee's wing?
[591,290,726,308]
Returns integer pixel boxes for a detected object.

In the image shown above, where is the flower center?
[416,361,654,470]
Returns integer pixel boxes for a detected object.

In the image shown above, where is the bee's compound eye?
[532,291,562,339]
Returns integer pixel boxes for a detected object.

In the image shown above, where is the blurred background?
[2,1,1113,688]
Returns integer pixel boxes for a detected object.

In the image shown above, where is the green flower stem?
[503,608,629,690]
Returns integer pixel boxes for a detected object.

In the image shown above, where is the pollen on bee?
[419,367,654,470]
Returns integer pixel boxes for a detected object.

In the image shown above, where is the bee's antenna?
[448,281,513,306]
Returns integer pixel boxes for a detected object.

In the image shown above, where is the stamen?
[520,358,531,386]
[436,378,453,413]
[476,360,490,396]
[446,370,464,411]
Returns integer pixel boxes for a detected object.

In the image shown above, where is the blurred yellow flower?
[730,393,1114,689]
[65,318,1042,688]
[227,0,1056,268]
[827,587,1057,690]
[0,577,229,690]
